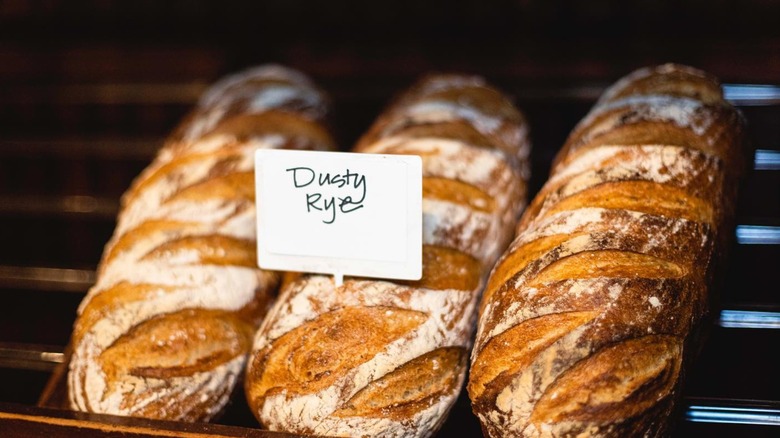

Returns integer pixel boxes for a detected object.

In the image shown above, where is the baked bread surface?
[468,63,746,437]
[67,65,335,421]
[245,73,530,437]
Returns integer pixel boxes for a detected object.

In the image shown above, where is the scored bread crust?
[67,65,336,421]
[244,74,530,437]
[468,63,747,437]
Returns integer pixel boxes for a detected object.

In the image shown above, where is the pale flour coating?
[68,65,334,422]
[469,64,744,437]
[245,74,529,437]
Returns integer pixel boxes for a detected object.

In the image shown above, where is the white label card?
[255,149,422,283]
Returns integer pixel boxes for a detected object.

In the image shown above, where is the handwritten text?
[286,167,367,224]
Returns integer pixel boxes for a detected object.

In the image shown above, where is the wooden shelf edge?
[1,400,311,438]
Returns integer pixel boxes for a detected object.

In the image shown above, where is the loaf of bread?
[468,63,747,437]
[67,65,336,421]
[244,74,530,437]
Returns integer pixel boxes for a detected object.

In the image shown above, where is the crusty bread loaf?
[67,65,335,421]
[244,74,530,437]
[468,63,747,437]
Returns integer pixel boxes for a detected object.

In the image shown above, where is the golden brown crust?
[469,63,746,437]
[397,245,482,292]
[245,74,530,437]
[249,306,429,403]
[67,65,335,422]
[334,347,467,420]
[596,63,723,105]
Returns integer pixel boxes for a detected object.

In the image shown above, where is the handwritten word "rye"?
[286,167,367,224]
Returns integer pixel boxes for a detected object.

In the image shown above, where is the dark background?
[0,1,778,436]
